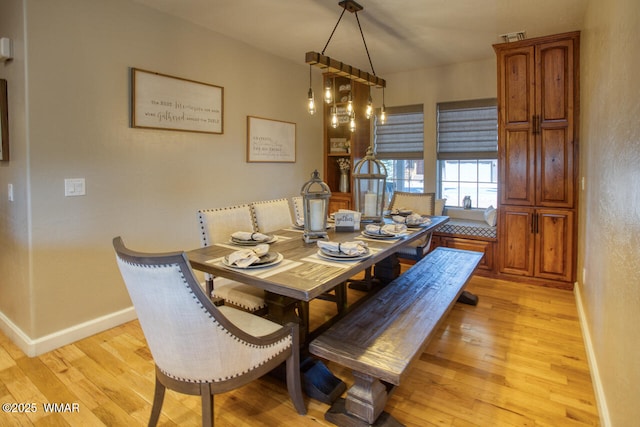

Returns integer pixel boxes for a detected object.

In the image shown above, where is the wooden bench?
[309,247,483,426]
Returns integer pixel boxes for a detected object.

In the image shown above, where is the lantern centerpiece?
[353,146,387,223]
[300,170,331,243]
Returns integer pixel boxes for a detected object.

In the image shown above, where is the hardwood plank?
[0,274,600,426]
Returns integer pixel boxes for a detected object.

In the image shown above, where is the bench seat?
[309,247,483,425]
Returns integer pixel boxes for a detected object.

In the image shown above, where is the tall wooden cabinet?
[494,31,579,288]
[322,73,371,213]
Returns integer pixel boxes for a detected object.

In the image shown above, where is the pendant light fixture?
[305,0,386,122]
[330,78,339,128]
[307,65,316,115]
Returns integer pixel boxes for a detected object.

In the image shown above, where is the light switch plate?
[64,178,86,196]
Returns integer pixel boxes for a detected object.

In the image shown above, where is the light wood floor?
[0,275,600,426]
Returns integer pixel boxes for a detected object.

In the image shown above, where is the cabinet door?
[534,208,574,281]
[535,38,576,208]
[499,206,535,276]
[497,46,536,206]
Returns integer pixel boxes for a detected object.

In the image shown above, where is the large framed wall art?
[131,68,223,134]
[246,116,296,163]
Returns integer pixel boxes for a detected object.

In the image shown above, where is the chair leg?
[148,374,166,427]
[200,383,214,426]
[297,301,309,333]
[286,347,307,415]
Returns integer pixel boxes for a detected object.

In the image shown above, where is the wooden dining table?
[187,216,448,331]
[186,215,449,404]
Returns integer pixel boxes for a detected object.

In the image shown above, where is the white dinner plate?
[316,249,371,262]
[362,231,402,240]
[222,252,283,269]
[319,247,370,259]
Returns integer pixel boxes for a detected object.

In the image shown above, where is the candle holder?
[353,146,387,223]
[300,170,331,243]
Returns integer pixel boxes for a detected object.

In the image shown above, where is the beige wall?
[0,0,323,346]
[385,58,497,192]
[579,0,640,424]
[1,0,639,424]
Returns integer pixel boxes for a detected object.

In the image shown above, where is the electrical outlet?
[7,183,13,202]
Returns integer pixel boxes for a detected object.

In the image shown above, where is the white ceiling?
[133,0,588,75]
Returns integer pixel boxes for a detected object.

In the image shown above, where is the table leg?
[264,292,347,405]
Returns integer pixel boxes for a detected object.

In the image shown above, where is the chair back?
[389,192,436,216]
[251,198,293,233]
[113,237,291,383]
[197,204,256,247]
[291,196,304,226]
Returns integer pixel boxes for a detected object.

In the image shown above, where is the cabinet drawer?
[436,236,495,271]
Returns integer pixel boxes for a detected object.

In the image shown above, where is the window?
[437,99,498,209]
[374,105,424,202]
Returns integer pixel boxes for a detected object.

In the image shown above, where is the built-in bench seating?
[432,207,497,274]
[309,247,483,426]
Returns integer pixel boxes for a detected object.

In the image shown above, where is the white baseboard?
[0,307,137,357]
[574,283,610,427]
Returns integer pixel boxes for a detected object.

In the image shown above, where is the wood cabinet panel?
[501,129,535,205]
[495,32,579,287]
[499,207,535,276]
[328,194,351,214]
[437,236,495,272]
[535,209,574,281]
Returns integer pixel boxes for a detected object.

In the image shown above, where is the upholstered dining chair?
[197,205,267,314]
[113,237,306,426]
[388,191,437,262]
[253,197,346,326]
[250,198,294,233]
[291,196,304,226]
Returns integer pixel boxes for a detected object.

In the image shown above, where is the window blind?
[374,104,424,160]
[437,99,498,160]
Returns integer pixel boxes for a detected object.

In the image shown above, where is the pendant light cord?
[321,8,347,55]
[320,8,377,78]
[355,12,376,77]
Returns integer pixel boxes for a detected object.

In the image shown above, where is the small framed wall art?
[246,116,296,163]
[131,68,223,134]
[0,79,8,161]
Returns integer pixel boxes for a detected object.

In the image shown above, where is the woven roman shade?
[374,104,424,160]
[437,99,498,160]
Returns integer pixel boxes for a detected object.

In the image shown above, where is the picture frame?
[131,68,223,134]
[246,116,296,163]
[0,79,8,161]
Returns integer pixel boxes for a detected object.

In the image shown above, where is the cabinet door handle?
[532,115,540,135]
[531,214,536,234]
[530,212,540,234]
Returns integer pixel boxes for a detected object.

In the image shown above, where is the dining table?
[187,215,448,333]
[186,215,448,403]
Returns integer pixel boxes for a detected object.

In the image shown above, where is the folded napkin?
[365,223,407,235]
[231,231,270,242]
[226,244,270,268]
[393,213,430,226]
[317,240,368,256]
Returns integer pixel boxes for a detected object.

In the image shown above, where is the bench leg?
[457,290,479,305]
[346,372,388,424]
